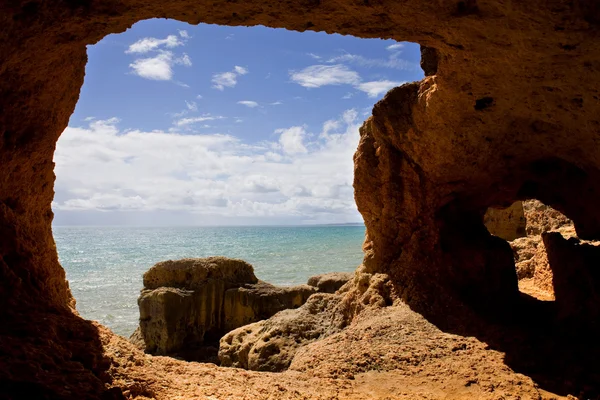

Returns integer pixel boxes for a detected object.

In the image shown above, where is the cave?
[2,1,600,398]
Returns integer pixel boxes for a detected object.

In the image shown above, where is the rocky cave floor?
[5,294,597,400]
[84,298,597,399]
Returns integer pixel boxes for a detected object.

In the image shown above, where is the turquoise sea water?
[54,225,365,337]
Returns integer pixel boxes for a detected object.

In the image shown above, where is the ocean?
[53,225,366,337]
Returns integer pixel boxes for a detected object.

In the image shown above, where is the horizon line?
[51,222,366,228]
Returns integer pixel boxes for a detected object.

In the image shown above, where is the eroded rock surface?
[307,271,353,293]
[219,293,344,372]
[223,281,317,332]
[137,257,257,356]
[484,201,526,241]
[219,268,397,371]
[143,257,258,290]
[509,200,578,299]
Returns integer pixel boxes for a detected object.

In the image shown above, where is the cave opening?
[435,155,600,332]
[486,198,600,323]
[51,19,424,356]
[484,199,561,302]
[5,2,600,398]
[436,189,600,397]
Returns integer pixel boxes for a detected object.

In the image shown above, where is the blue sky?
[53,19,423,226]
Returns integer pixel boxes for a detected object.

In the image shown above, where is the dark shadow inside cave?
[430,157,600,398]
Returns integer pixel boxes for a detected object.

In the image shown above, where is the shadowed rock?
[543,232,600,327]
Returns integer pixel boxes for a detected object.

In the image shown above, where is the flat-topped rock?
[143,256,257,290]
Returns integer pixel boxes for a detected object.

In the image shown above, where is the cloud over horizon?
[53,110,363,225]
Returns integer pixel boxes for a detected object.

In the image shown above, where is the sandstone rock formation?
[137,257,258,356]
[509,200,577,299]
[136,257,319,359]
[3,1,600,398]
[223,281,316,332]
[220,268,397,371]
[523,200,573,236]
[219,293,344,372]
[306,271,353,293]
[483,201,526,241]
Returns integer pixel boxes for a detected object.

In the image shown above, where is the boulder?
[307,272,353,293]
[219,293,345,372]
[136,257,258,356]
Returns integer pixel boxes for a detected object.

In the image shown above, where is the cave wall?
[2,0,600,328]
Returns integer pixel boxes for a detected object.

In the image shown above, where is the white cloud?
[356,80,404,97]
[290,64,361,88]
[269,101,283,106]
[290,64,402,99]
[126,35,183,54]
[322,119,341,137]
[327,53,414,70]
[126,33,191,81]
[196,94,203,99]
[176,53,192,67]
[178,30,190,39]
[277,126,308,155]
[174,115,224,127]
[54,110,362,224]
[212,66,249,90]
[129,52,174,80]
[386,43,404,51]
[212,72,236,90]
[234,66,248,75]
[185,101,197,112]
[307,53,322,60]
[237,100,259,108]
